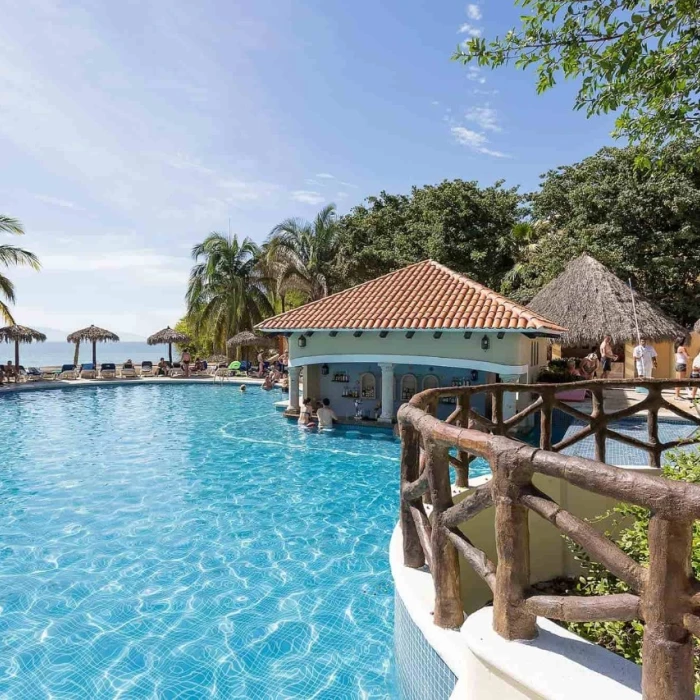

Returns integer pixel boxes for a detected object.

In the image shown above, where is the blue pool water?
[0,384,403,698]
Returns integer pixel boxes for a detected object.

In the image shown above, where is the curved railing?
[397,379,700,700]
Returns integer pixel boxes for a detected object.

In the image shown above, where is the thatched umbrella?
[67,325,120,368]
[0,325,46,370]
[528,255,686,346]
[227,330,278,362]
[147,326,190,365]
[226,331,277,350]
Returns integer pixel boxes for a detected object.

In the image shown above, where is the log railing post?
[492,448,537,640]
[492,388,504,435]
[455,393,471,488]
[647,386,662,468]
[591,387,606,464]
[425,439,464,629]
[540,392,553,451]
[641,515,694,700]
[400,422,425,569]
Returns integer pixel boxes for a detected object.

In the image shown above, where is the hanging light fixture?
[481,335,490,351]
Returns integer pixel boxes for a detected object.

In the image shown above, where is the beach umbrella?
[0,324,46,371]
[147,326,190,365]
[67,325,120,368]
[227,330,278,363]
[226,330,278,349]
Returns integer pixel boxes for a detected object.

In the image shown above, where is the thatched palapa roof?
[226,331,277,349]
[0,325,47,344]
[147,326,190,346]
[527,255,685,347]
[67,325,120,343]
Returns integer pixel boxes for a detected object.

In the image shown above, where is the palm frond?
[0,215,24,236]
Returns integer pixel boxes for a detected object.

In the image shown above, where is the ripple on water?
[0,385,403,698]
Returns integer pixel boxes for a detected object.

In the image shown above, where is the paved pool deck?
[556,387,700,466]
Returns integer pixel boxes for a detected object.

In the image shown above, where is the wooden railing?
[398,379,700,700]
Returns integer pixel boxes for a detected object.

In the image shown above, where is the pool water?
[0,384,404,699]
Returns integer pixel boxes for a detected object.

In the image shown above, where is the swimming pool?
[0,384,407,698]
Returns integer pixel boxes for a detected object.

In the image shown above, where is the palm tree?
[0,215,40,323]
[186,233,273,353]
[265,204,342,303]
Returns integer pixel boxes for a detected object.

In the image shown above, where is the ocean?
[5,342,180,369]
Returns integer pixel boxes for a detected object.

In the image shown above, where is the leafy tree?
[186,233,273,353]
[174,316,215,358]
[0,215,40,323]
[265,204,343,302]
[457,1,700,152]
[504,143,700,326]
[562,449,700,690]
[335,179,524,290]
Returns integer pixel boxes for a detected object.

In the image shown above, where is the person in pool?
[316,398,338,430]
[298,397,314,427]
[240,384,247,393]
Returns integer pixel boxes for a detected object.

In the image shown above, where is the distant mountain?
[34,327,146,342]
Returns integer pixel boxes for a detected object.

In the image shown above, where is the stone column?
[378,362,395,423]
[500,373,521,421]
[288,366,301,411]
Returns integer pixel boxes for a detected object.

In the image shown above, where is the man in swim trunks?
[599,335,617,379]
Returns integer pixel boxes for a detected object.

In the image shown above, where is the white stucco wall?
[288,330,535,373]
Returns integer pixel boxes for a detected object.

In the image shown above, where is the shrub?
[563,449,700,686]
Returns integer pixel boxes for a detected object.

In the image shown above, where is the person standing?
[633,338,657,379]
[599,335,617,379]
[181,350,191,377]
[690,352,700,403]
[257,351,264,378]
[674,338,690,400]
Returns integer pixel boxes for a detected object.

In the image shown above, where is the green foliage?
[564,449,700,681]
[174,316,214,358]
[503,142,700,325]
[265,204,343,302]
[0,214,40,324]
[335,179,524,290]
[186,233,273,353]
[456,1,700,152]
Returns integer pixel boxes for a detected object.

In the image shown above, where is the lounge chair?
[57,364,78,380]
[41,367,59,381]
[140,361,154,377]
[100,363,117,379]
[240,360,252,375]
[213,363,231,381]
[80,363,97,379]
[120,364,137,379]
[227,361,245,377]
[25,367,42,382]
[169,362,183,378]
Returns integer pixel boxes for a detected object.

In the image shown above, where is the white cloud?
[466,65,487,84]
[217,179,278,202]
[466,4,482,20]
[450,126,509,158]
[465,105,501,132]
[339,180,358,188]
[458,23,481,37]
[34,194,83,210]
[305,178,321,186]
[315,173,335,179]
[291,190,325,205]
[335,192,349,200]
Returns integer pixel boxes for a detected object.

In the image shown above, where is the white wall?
[289,330,534,371]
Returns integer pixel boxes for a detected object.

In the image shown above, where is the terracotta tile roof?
[256,260,565,333]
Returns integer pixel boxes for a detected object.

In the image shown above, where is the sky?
[0,0,618,338]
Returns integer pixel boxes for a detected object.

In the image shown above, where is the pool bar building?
[257,260,565,423]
